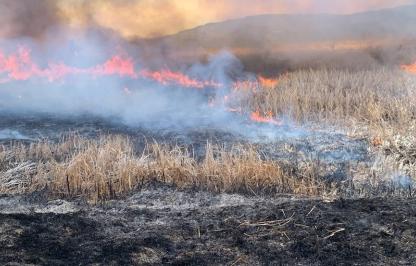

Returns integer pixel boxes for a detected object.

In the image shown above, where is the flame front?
[0,47,137,82]
[258,76,279,88]
[140,69,221,89]
[0,46,286,127]
[250,110,282,126]
[401,62,416,74]
[0,47,220,88]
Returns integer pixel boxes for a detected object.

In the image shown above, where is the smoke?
[0,0,61,39]
[60,0,416,39]
[392,174,413,189]
[1,0,415,40]
[2,0,416,72]
[1,1,416,138]
[133,2,416,74]
[0,29,266,137]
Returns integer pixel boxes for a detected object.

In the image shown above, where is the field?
[1,67,416,264]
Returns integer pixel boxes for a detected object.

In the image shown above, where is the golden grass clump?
[240,68,416,135]
[0,135,323,202]
[46,136,147,201]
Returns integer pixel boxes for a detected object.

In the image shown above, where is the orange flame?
[258,75,279,88]
[0,47,137,82]
[0,47,220,89]
[92,56,137,77]
[401,62,416,74]
[250,110,282,126]
[1,47,286,128]
[140,69,219,88]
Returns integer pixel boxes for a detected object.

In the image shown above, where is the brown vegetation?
[243,68,416,135]
[1,68,415,202]
[0,135,324,202]
[235,68,416,195]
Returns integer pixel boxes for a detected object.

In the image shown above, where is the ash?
[0,185,415,265]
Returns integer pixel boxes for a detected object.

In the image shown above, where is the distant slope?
[135,5,416,74]
[155,5,415,47]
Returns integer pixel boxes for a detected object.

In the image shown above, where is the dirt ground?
[0,185,415,265]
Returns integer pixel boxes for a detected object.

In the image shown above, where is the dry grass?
[374,134,416,180]
[0,135,324,202]
[234,68,416,193]
[240,68,416,136]
[2,68,415,201]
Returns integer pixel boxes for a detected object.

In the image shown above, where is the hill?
[134,5,416,74]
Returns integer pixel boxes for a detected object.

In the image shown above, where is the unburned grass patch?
[0,135,325,202]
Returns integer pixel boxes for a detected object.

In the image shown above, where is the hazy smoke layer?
[1,1,415,137]
[134,4,416,73]
[0,30,261,135]
[1,0,415,39]
[0,0,60,39]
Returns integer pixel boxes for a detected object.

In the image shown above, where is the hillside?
[135,5,416,73]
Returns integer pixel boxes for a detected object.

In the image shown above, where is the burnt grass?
[0,186,415,265]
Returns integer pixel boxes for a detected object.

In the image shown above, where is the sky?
[1,0,416,39]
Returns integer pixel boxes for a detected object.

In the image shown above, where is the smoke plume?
[1,1,416,137]
[0,0,61,39]
[1,0,415,39]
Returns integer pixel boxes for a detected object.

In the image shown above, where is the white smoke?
[0,28,298,140]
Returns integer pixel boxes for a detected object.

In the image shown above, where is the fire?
[92,56,137,78]
[250,110,282,126]
[258,75,279,88]
[230,75,281,92]
[0,47,287,128]
[140,69,219,89]
[0,47,219,89]
[219,78,285,126]
[0,47,37,81]
[0,47,137,82]
[401,62,416,74]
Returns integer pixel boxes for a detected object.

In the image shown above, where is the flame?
[0,46,287,128]
[258,75,279,88]
[140,69,220,88]
[231,75,281,92]
[250,110,282,126]
[0,47,137,82]
[92,56,137,78]
[0,47,37,81]
[0,47,220,89]
[219,77,285,126]
[401,62,416,74]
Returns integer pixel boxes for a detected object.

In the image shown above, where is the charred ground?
[1,185,415,265]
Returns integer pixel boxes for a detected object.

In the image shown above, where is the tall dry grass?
[1,68,415,201]
[240,68,416,135]
[234,68,416,190]
[0,135,323,202]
